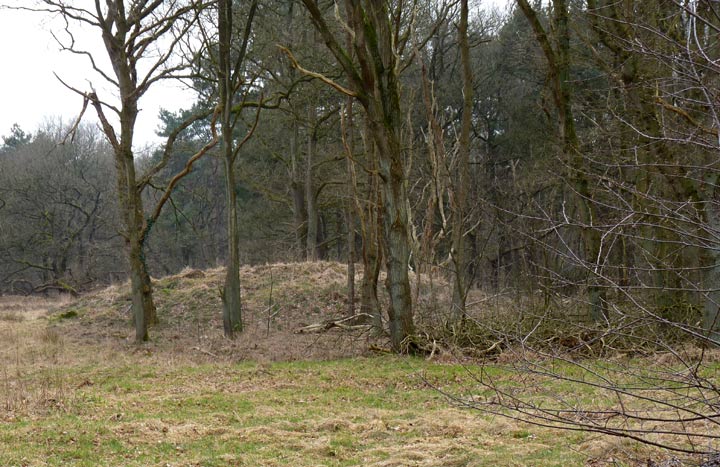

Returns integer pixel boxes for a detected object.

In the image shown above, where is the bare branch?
[278,45,358,98]
[143,105,221,240]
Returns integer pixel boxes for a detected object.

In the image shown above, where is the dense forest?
[1,0,720,458]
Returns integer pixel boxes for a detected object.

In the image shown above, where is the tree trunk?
[382,185,413,350]
[349,113,383,329]
[346,207,356,316]
[361,174,384,331]
[306,108,319,261]
[345,101,356,317]
[219,0,242,337]
[450,0,473,323]
[120,145,157,342]
[290,119,307,258]
[360,205,383,331]
[222,156,242,336]
[371,122,414,350]
[128,260,147,341]
[366,0,415,350]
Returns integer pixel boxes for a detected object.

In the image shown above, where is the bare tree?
[0,123,120,295]
[34,0,219,342]
[290,0,432,350]
[450,0,474,322]
[516,0,607,322]
[453,1,720,461]
[210,0,259,338]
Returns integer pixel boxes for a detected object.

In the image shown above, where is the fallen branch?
[294,313,375,334]
[369,344,392,353]
[191,347,219,359]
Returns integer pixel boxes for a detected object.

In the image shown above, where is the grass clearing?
[1,263,715,466]
[0,323,684,466]
[0,347,593,466]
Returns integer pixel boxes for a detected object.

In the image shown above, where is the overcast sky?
[0,3,196,148]
[0,1,511,148]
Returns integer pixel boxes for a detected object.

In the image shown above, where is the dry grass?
[0,298,592,466]
[0,295,71,321]
[43,261,383,363]
[0,262,715,466]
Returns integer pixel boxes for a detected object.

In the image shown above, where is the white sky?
[0,0,511,148]
[0,3,196,148]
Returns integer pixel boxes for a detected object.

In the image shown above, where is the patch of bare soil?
[46,261,388,363]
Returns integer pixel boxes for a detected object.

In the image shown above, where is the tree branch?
[278,46,358,98]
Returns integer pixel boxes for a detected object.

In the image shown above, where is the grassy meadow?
[0,263,713,466]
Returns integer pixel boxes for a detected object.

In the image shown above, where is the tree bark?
[349,114,383,329]
[111,87,157,341]
[218,0,245,337]
[359,189,383,331]
[299,0,415,350]
[345,102,356,317]
[222,155,243,336]
[450,0,474,323]
[371,122,414,349]
[128,233,155,341]
[306,107,319,261]
[290,120,307,257]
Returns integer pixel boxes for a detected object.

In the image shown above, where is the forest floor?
[0,262,710,466]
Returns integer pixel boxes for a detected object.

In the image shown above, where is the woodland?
[1,0,720,464]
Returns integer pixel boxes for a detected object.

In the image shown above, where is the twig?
[191,347,219,359]
[266,267,274,338]
[278,45,358,98]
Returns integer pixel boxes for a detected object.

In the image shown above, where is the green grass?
[0,355,602,467]
[4,350,715,465]
[4,270,716,467]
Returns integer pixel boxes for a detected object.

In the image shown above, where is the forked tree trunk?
[299,0,415,350]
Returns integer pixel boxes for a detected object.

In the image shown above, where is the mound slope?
[51,261,383,362]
